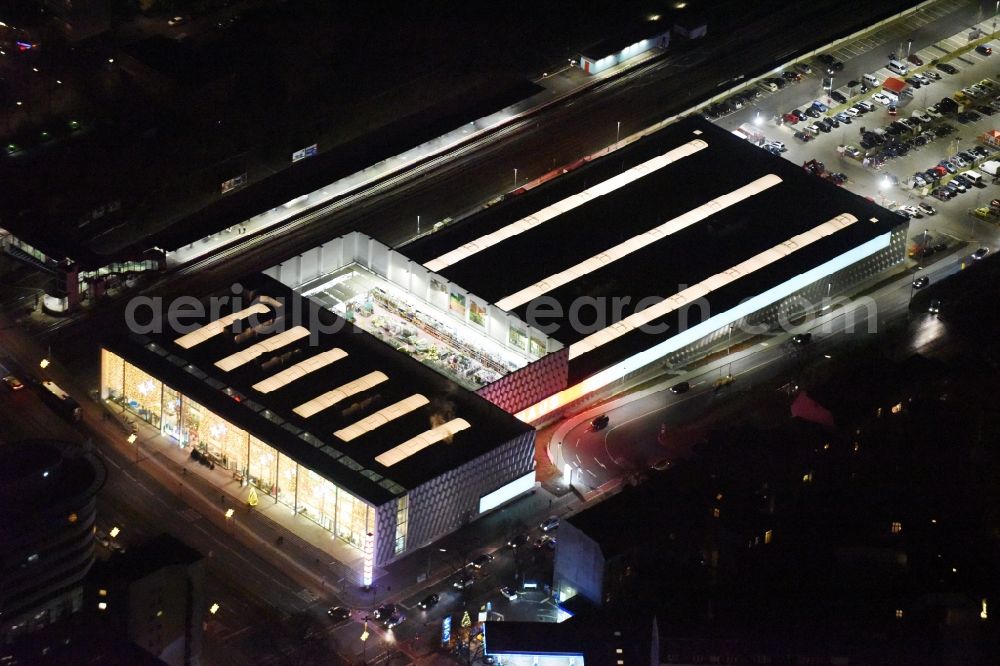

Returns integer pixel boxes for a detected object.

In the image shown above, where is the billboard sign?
[221,173,247,194]
[441,616,452,646]
[292,144,318,163]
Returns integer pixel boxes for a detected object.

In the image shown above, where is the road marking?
[181,508,202,522]
[296,588,319,603]
[594,457,607,469]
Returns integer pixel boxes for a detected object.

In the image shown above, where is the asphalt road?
[558,238,976,490]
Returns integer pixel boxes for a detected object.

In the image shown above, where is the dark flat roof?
[406,116,904,384]
[105,273,532,506]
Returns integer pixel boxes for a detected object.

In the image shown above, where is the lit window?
[98,589,107,597]
[891,402,903,414]
[712,508,720,518]
[764,530,772,544]
[98,602,107,610]
[895,609,904,619]
[891,521,902,534]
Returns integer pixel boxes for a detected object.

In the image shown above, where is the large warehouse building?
[101,274,535,579]
[403,116,908,422]
[100,115,907,578]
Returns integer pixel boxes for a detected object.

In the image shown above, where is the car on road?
[2,374,24,391]
[453,576,475,589]
[670,381,690,394]
[418,594,440,610]
[977,44,993,56]
[500,586,518,601]
[918,203,937,215]
[167,15,187,26]
[791,333,812,345]
[912,276,930,289]
[712,374,735,392]
[973,246,990,260]
[472,553,495,569]
[327,606,351,622]
[534,535,557,550]
[928,299,942,314]
[540,516,559,532]
[794,130,813,142]
[908,54,924,66]
[887,105,898,117]
[831,91,848,104]
[872,93,893,105]
[937,62,959,75]
[507,533,530,549]
[590,414,610,430]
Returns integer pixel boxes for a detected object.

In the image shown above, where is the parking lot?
[707,4,1000,261]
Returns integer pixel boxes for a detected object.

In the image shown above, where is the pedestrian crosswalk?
[296,588,319,603]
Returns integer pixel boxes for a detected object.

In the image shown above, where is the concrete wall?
[376,429,536,566]
[553,520,605,606]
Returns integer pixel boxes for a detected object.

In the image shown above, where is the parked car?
[872,92,893,105]
[805,106,821,118]
[472,553,495,569]
[782,112,800,123]
[918,203,937,215]
[976,44,993,56]
[500,586,518,601]
[418,594,440,610]
[908,54,924,66]
[783,71,801,81]
[373,604,406,628]
[507,533,530,548]
[812,99,828,112]
[794,130,813,142]
[540,516,560,532]
[831,91,848,104]
[937,62,959,75]
[835,111,852,124]
[327,606,351,622]
[795,62,813,74]
[2,374,24,391]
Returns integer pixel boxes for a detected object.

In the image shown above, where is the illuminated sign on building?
[441,616,452,646]
[363,531,374,586]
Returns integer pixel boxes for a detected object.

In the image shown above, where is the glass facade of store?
[100,349,381,551]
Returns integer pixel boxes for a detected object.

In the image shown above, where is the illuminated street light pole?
[513,168,517,190]
[616,120,621,146]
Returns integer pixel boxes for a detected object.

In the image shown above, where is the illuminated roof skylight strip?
[334,394,430,442]
[174,303,271,349]
[568,213,859,359]
[375,418,472,467]
[495,174,783,311]
[251,348,348,393]
[423,139,709,273]
[293,371,389,418]
[214,326,311,372]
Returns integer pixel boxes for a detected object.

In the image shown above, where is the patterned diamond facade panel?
[374,429,536,566]
[477,347,569,414]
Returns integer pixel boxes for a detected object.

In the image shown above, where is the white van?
[887,59,909,76]
[965,170,984,185]
[863,73,879,88]
[882,90,900,104]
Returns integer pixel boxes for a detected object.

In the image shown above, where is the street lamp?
[513,168,517,190]
[39,358,49,369]
[616,120,621,146]
[879,175,891,205]
[360,618,370,664]
[753,109,762,126]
